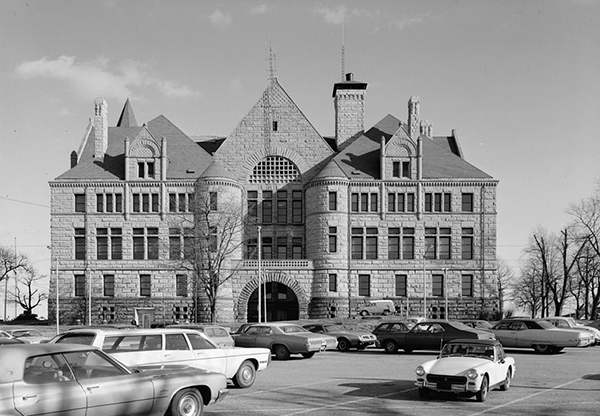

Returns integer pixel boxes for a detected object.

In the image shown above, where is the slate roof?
[116,98,138,127]
[56,109,213,181]
[331,114,492,180]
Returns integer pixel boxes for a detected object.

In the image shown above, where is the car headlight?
[415,366,425,376]
[466,369,478,379]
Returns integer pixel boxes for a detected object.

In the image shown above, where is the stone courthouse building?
[49,73,499,326]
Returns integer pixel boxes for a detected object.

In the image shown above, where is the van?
[358,300,395,316]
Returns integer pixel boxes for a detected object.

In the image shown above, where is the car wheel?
[476,375,489,402]
[383,310,391,316]
[533,344,552,354]
[274,344,291,360]
[301,352,315,358]
[337,338,351,352]
[383,340,398,354]
[418,387,431,399]
[233,360,256,389]
[500,368,511,391]
[360,310,368,316]
[169,388,203,416]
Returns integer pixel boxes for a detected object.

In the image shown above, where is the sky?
[1,0,599,318]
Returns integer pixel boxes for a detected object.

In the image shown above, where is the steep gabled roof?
[116,98,138,127]
[331,114,492,180]
[56,114,213,180]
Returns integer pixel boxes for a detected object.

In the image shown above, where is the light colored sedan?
[0,343,228,416]
[303,323,377,351]
[233,323,337,360]
[415,339,515,402]
[49,328,270,388]
[540,316,600,345]
[490,318,594,354]
[5,328,50,343]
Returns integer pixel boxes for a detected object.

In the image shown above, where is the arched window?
[249,156,300,184]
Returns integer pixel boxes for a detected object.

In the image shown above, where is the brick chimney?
[333,73,367,148]
[408,96,420,139]
[93,97,108,161]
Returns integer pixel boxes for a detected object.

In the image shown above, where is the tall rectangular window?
[425,228,437,259]
[462,274,473,297]
[365,228,378,259]
[392,161,400,178]
[210,192,218,211]
[169,228,182,260]
[387,193,396,212]
[358,274,370,296]
[178,193,186,212]
[432,274,444,296]
[351,228,364,259]
[151,194,159,212]
[439,228,452,260]
[462,228,474,260]
[261,237,272,260]
[388,228,400,260]
[406,193,415,212]
[360,193,368,212]
[147,162,155,178]
[395,274,407,296]
[75,194,86,213]
[74,274,86,297]
[133,228,145,260]
[97,228,122,260]
[369,193,378,212]
[96,194,104,212]
[328,227,337,253]
[292,191,303,223]
[276,237,287,259]
[105,194,113,212]
[75,228,86,260]
[103,275,115,297]
[329,274,337,292]
[142,194,149,212]
[351,193,359,212]
[209,227,218,252]
[169,193,177,212]
[277,200,287,223]
[140,274,151,297]
[292,237,302,259]
[148,228,159,259]
[402,161,410,178]
[97,228,109,260]
[247,191,258,219]
[262,191,272,223]
[133,194,141,212]
[462,193,474,212]
[329,192,337,211]
[402,227,415,260]
[176,274,188,297]
[134,228,159,260]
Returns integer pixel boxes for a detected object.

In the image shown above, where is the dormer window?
[137,161,156,179]
[392,160,411,179]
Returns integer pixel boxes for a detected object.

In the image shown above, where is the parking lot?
[208,346,600,416]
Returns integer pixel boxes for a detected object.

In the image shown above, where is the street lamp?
[47,246,59,335]
[443,268,448,320]
[257,226,262,323]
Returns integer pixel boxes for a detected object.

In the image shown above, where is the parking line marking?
[467,378,583,416]
[280,386,416,415]
[234,379,340,396]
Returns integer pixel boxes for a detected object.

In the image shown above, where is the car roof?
[63,328,207,336]
[0,344,99,383]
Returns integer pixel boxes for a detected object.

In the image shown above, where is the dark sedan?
[375,320,496,354]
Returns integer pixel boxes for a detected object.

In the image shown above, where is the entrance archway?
[247,282,299,322]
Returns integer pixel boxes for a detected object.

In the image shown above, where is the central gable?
[214,78,333,184]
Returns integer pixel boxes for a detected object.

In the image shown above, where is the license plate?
[437,383,452,390]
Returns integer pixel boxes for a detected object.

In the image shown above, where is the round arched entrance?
[247,282,299,322]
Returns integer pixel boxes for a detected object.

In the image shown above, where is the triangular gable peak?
[381,124,419,180]
[214,78,333,184]
[126,126,165,181]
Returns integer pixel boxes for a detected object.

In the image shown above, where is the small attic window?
[186,169,195,174]
[272,121,278,131]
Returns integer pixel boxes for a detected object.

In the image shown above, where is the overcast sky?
[1,0,599,317]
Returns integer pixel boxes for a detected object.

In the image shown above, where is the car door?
[186,332,228,375]
[62,350,154,416]
[163,333,197,365]
[404,323,437,350]
[492,321,518,347]
[13,353,87,416]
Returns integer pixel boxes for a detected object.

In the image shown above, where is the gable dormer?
[125,127,166,181]
[381,125,418,181]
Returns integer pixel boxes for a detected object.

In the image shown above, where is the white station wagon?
[49,328,271,388]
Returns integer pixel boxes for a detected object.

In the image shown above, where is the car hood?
[423,357,490,375]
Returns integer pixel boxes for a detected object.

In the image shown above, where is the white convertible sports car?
[49,328,271,388]
[415,339,515,402]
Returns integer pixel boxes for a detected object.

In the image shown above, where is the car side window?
[412,323,429,333]
[24,354,73,384]
[429,324,444,333]
[165,334,190,350]
[245,327,260,335]
[187,333,216,350]
[142,335,162,350]
[55,334,96,345]
[63,350,127,379]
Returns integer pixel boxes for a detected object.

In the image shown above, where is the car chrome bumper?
[415,379,478,394]
[215,388,229,403]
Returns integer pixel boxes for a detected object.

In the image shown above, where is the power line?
[0,196,50,209]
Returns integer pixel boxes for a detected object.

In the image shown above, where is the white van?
[358,300,395,316]
[49,327,270,388]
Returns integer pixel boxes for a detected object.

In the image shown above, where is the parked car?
[404,316,426,329]
[302,323,377,351]
[415,338,515,402]
[357,300,395,316]
[49,327,270,388]
[371,321,411,347]
[540,316,600,345]
[232,322,337,360]
[490,318,595,354]
[375,320,495,354]
[0,343,228,416]
[588,319,600,331]
[460,320,495,331]
[168,324,235,348]
[0,330,12,338]
[0,338,24,345]
[5,328,50,343]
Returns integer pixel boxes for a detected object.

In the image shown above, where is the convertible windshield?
[441,343,495,360]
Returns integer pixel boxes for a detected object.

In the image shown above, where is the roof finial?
[268,38,277,81]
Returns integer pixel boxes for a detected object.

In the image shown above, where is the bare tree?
[523,228,559,317]
[510,258,543,317]
[0,245,31,285]
[9,268,48,316]
[496,259,514,317]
